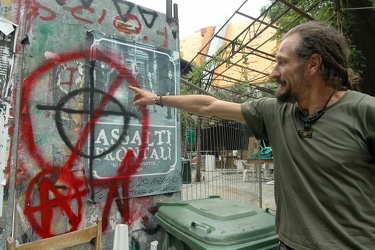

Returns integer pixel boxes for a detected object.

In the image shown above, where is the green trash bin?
[182,160,192,184]
[156,196,278,250]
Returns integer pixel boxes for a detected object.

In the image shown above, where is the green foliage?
[263,0,370,77]
[263,0,337,42]
[185,62,206,88]
[349,44,366,75]
[258,82,278,98]
[209,83,252,103]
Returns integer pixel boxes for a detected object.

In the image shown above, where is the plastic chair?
[241,161,255,182]
[6,216,102,250]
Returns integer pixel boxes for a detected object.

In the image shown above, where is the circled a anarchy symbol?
[23,169,87,238]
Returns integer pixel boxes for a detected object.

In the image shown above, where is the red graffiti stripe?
[22,50,149,236]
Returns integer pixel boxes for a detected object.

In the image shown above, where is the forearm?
[159,94,245,122]
[158,94,218,116]
[130,86,244,122]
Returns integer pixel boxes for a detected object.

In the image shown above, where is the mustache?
[276,79,285,84]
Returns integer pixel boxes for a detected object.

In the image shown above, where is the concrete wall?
[0,0,181,249]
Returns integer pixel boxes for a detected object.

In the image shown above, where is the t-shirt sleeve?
[240,98,276,140]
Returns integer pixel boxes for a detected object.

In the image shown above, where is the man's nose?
[269,68,280,80]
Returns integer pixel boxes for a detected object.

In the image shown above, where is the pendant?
[298,129,313,138]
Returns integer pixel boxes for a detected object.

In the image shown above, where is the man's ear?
[307,53,322,76]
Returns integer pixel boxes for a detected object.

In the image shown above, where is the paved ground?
[261,180,277,211]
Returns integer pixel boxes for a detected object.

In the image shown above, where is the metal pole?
[5,3,28,240]
[258,140,262,208]
[196,117,202,182]
[166,0,172,18]
[332,0,342,33]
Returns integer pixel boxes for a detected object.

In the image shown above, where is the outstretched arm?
[129,86,245,123]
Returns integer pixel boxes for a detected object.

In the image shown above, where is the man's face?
[270,33,307,103]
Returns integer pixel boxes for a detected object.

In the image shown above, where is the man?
[130,21,375,249]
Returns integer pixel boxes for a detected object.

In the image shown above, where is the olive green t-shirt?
[241,90,375,250]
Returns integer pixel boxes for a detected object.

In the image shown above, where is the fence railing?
[179,113,275,210]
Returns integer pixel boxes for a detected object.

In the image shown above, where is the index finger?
[129,85,141,92]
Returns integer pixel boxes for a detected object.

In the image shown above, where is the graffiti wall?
[0,0,181,249]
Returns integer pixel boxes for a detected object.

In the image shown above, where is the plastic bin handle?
[190,221,212,234]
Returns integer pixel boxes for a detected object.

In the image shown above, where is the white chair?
[262,163,274,180]
[234,160,243,171]
[241,160,255,182]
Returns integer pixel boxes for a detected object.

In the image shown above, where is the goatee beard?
[276,89,297,103]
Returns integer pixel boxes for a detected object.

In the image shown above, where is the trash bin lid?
[156,197,276,247]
